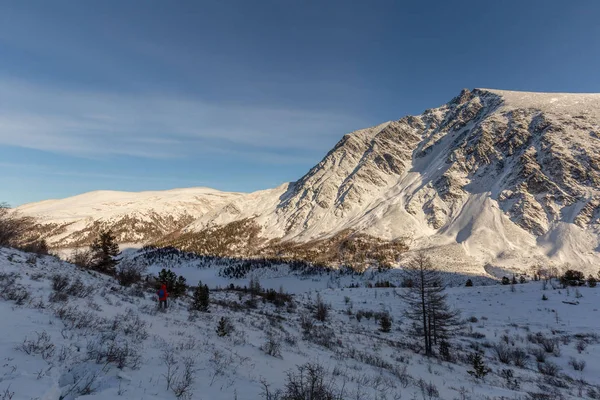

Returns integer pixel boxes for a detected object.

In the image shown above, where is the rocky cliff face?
[216,88,600,273]
[273,89,600,242]
[18,89,600,274]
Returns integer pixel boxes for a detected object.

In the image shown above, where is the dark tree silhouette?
[191,282,210,312]
[399,253,461,356]
[90,230,121,275]
[561,269,585,287]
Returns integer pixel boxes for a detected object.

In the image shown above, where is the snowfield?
[2,248,600,399]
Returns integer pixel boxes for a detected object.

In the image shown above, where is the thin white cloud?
[0,78,365,162]
[0,161,210,184]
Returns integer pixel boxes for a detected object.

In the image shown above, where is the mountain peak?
[18,88,600,275]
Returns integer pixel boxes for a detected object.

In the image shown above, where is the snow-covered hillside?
[17,88,600,275]
[2,247,600,400]
[16,188,243,247]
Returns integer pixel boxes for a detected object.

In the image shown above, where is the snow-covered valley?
[2,247,600,400]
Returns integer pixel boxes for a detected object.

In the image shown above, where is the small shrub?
[172,357,197,399]
[3,283,30,305]
[261,333,282,358]
[542,294,548,301]
[51,274,70,292]
[66,277,94,298]
[500,369,520,391]
[68,248,93,268]
[314,293,329,322]
[569,358,586,371]
[108,309,149,342]
[417,379,439,399]
[306,325,338,349]
[300,312,314,336]
[537,361,560,376]
[493,343,512,364]
[58,365,102,399]
[116,261,146,287]
[49,291,69,303]
[465,279,473,287]
[18,331,55,360]
[279,362,342,400]
[538,336,559,354]
[511,348,528,368]
[576,340,587,353]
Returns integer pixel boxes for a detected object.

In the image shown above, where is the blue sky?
[1,0,599,206]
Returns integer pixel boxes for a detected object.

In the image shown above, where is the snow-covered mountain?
[18,88,600,274]
[16,188,243,247]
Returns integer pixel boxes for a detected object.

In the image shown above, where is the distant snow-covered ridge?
[17,88,600,275]
[16,188,244,247]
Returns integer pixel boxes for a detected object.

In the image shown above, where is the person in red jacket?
[157,283,168,310]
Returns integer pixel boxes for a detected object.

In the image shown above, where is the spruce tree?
[468,353,491,380]
[174,275,187,298]
[216,317,231,337]
[379,313,392,333]
[439,340,451,362]
[158,269,177,292]
[465,279,473,287]
[191,282,210,312]
[89,230,121,275]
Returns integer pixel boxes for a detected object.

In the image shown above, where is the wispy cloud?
[0,161,210,185]
[0,78,365,162]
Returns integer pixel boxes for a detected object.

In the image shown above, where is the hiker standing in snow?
[157,282,168,310]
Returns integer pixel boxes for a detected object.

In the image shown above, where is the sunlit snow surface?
[1,247,599,399]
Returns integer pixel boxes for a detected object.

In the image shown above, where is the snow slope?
[2,247,600,400]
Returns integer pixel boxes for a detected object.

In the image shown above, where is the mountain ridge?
[16,88,600,275]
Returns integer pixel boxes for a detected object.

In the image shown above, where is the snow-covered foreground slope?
[16,88,600,274]
[2,247,600,400]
